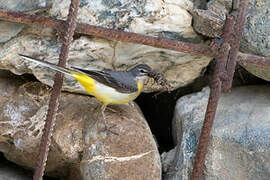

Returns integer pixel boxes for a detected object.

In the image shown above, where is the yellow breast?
[72,73,143,105]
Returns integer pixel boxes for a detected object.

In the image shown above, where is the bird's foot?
[99,123,119,135]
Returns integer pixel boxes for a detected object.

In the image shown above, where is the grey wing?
[71,67,138,93]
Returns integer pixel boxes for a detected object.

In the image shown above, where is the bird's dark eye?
[140,69,147,73]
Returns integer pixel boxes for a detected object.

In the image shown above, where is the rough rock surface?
[0,71,161,179]
[0,0,211,92]
[0,165,31,180]
[0,0,50,12]
[191,0,231,38]
[0,156,32,180]
[0,0,52,43]
[192,0,270,83]
[238,0,270,81]
[0,22,25,43]
[162,86,270,180]
[192,0,270,57]
[240,0,270,57]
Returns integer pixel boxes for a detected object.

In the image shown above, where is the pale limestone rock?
[0,33,210,93]
[0,72,161,179]
[0,0,211,92]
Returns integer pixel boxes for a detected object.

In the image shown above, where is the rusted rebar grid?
[0,9,269,67]
[190,0,249,179]
[223,0,249,92]
[33,0,80,180]
[190,15,234,180]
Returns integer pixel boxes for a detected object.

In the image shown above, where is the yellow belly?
[72,73,143,105]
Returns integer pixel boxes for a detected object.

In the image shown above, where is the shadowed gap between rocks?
[136,60,270,153]
[0,152,59,180]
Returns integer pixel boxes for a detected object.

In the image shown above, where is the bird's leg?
[100,104,119,135]
[104,106,117,113]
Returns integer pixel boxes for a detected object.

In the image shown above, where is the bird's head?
[129,63,171,91]
[130,64,152,82]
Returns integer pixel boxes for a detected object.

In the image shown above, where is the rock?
[238,0,270,82]
[0,71,161,179]
[0,163,32,180]
[0,0,52,43]
[191,8,225,38]
[81,103,161,180]
[191,0,231,37]
[0,0,211,92]
[191,0,270,84]
[0,0,50,12]
[240,0,270,57]
[0,22,25,43]
[0,34,211,93]
[162,86,270,179]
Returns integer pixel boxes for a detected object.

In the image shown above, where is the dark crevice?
[136,60,270,153]
[0,152,59,180]
[136,75,210,153]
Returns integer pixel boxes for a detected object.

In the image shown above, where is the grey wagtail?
[18,54,155,132]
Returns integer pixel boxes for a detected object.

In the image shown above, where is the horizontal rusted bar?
[0,9,270,69]
[238,52,270,67]
[1,9,270,68]
[0,9,212,56]
[1,10,269,67]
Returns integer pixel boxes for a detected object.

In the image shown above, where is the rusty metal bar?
[0,9,212,56]
[223,0,249,92]
[238,52,270,67]
[33,0,80,179]
[190,14,235,180]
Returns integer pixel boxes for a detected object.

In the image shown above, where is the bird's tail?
[18,54,74,76]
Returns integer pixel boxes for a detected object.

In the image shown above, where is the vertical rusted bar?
[223,0,249,91]
[33,0,80,179]
[190,15,235,180]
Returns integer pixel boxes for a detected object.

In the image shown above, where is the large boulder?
[162,86,270,180]
[0,71,161,179]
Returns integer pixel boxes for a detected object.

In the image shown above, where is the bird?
[18,54,153,133]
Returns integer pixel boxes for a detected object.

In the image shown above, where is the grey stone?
[239,0,270,82]
[0,21,25,43]
[240,0,270,57]
[0,72,161,179]
[191,0,270,83]
[192,0,270,56]
[0,0,50,12]
[0,0,52,43]
[162,86,270,180]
